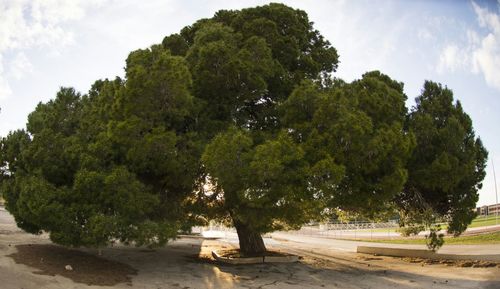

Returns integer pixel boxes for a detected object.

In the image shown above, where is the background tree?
[397,81,487,249]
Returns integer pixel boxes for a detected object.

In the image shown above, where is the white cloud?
[0,55,12,99]
[417,28,433,41]
[0,0,108,99]
[30,0,86,24]
[471,1,500,90]
[437,44,469,73]
[0,0,73,51]
[473,1,500,33]
[9,52,33,80]
[435,1,500,91]
[467,29,481,47]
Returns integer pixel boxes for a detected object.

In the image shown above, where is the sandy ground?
[1,208,500,289]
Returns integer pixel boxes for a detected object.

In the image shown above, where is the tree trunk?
[233,219,267,256]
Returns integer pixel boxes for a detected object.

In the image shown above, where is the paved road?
[211,230,500,257]
[269,232,500,256]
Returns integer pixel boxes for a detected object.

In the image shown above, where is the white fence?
[287,221,399,239]
[192,220,400,240]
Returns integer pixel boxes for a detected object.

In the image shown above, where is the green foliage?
[395,208,446,251]
[203,128,314,233]
[397,225,425,237]
[178,3,339,132]
[186,23,276,130]
[426,224,445,252]
[282,73,413,218]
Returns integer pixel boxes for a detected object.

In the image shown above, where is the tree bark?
[233,219,267,256]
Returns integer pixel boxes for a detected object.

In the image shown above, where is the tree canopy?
[0,3,487,254]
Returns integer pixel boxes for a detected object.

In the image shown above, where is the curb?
[212,250,299,264]
[357,246,500,262]
[177,234,205,239]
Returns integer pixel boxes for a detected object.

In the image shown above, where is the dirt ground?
[1,208,500,289]
[8,244,137,286]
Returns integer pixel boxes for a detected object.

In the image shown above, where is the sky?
[0,0,499,206]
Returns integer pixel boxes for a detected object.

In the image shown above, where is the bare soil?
[8,244,137,286]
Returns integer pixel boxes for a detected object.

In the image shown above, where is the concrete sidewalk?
[466,224,500,233]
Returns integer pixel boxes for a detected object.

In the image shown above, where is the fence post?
[354,219,357,240]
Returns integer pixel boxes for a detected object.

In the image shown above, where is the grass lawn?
[354,227,398,233]
[355,231,500,245]
[468,215,500,228]
[437,215,500,231]
[355,215,499,233]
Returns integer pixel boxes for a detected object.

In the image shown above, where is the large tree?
[0,4,487,255]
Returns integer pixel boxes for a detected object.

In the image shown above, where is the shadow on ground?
[8,244,137,286]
